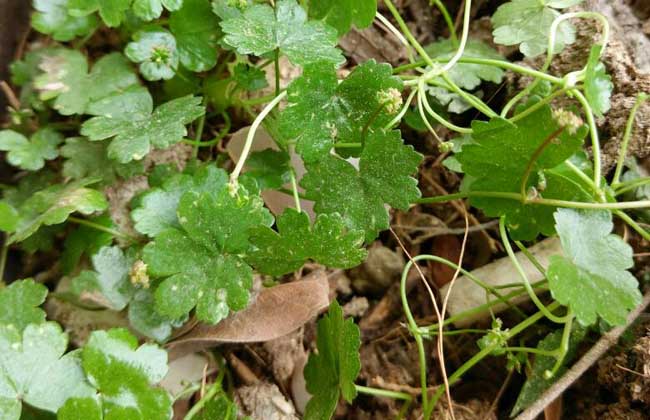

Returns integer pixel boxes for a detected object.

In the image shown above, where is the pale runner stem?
[375,12,415,64]
[612,93,649,186]
[571,89,602,188]
[229,91,287,186]
[418,80,473,135]
[422,0,472,79]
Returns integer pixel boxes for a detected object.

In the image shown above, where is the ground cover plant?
[0,0,649,418]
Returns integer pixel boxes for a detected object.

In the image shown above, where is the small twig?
[515,290,650,420]
[484,369,513,420]
[0,81,21,110]
[615,363,649,378]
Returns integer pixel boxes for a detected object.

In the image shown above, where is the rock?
[351,243,404,295]
[236,382,299,420]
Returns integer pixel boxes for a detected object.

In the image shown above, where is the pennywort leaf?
[170,0,220,72]
[248,209,367,276]
[304,301,361,420]
[309,0,377,36]
[302,129,422,242]
[133,0,184,21]
[0,128,63,171]
[67,0,132,28]
[0,279,48,332]
[491,0,583,57]
[81,94,205,163]
[220,0,343,67]
[584,45,613,118]
[126,27,180,81]
[32,0,98,42]
[0,202,19,232]
[547,209,642,326]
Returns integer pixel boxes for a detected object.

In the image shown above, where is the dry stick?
[515,290,650,420]
[0,81,21,110]
[390,228,454,419]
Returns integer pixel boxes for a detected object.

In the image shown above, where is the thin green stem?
[504,347,559,357]
[183,367,226,420]
[415,191,650,210]
[182,113,231,147]
[439,73,498,118]
[238,93,281,106]
[500,217,571,324]
[514,241,547,276]
[376,12,415,64]
[547,312,574,378]
[355,385,413,401]
[614,210,650,241]
[615,177,650,196]
[383,0,434,66]
[520,127,565,199]
[432,0,457,44]
[191,97,208,158]
[361,102,388,146]
[424,302,561,417]
[67,216,135,241]
[230,91,287,185]
[419,81,473,134]
[508,88,570,123]
[385,89,417,129]
[274,49,281,96]
[0,237,8,286]
[289,167,301,213]
[572,89,602,188]
[612,93,649,186]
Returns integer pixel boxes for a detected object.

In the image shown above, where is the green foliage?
[81,94,204,163]
[32,0,98,42]
[71,246,135,311]
[220,0,343,67]
[491,0,583,57]
[455,103,590,240]
[304,301,361,420]
[9,179,107,244]
[0,202,19,232]
[34,50,139,116]
[280,60,403,162]
[170,0,220,72]
[77,329,172,419]
[248,209,367,276]
[232,63,268,92]
[302,129,422,242]
[143,174,273,324]
[198,395,240,420]
[511,325,586,415]
[547,209,642,326]
[584,45,613,117]
[133,0,184,21]
[308,0,377,36]
[424,39,505,112]
[0,129,62,171]
[68,0,132,28]
[245,149,291,190]
[61,137,144,185]
[132,165,228,237]
[0,280,47,332]
[126,27,180,81]
[0,323,95,419]
[61,215,114,273]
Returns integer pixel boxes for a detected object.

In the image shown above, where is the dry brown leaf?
[167,275,329,359]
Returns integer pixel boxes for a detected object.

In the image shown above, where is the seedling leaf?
[304,301,361,420]
[126,27,180,81]
[547,209,642,326]
[0,129,63,171]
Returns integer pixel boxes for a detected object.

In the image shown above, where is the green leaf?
[309,0,376,36]
[143,182,273,324]
[511,325,586,415]
[280,60,403,162]
[424,39,505,112]
[0,129,63,171]
[232,63,268,92]
[10,49,54,111]
[302,129,422,242]
[34,50,139,116]
[125,27,180,81]
[0,202,19,232]
[170,0,220,72]
[248,209,367,276]
[584,45,613,118]
[547,209,642,326]
[0,279,48,332]
[2,171,56,209]
[245,149,291,190]
[81,94,205,163]
[0,323,95,418]
[221,0,343,67]
[71,246,136,311]
[10,179,108,244]
[304,301,361,420]
[198,395,240,420]
[81,329,172,419]
[455,104,589,240]
[211,0,252,20]
[61,137,144,185]
[128,289,186,343]
[57,397,102,420]
[133,0,183,21]
[132,165,228,237]
[491,0,582,57]
[61,215,114,274]
[32,0,98,42]
[68,0,132,27]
